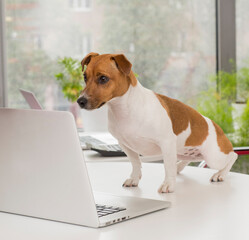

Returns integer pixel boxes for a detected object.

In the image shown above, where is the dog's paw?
[122,178,140,187]
[158,180,175,193]
[210,171,225,182]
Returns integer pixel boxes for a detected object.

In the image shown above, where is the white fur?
[107,81,237,193]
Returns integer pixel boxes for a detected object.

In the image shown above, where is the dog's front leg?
[119,143,142,187]
[158,138,177,193]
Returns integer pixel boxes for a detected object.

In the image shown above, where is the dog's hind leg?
[210,151,238,182]
[119,143,142,187]
[176,153,205,173]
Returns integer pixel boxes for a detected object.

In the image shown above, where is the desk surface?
[0,162,248,240]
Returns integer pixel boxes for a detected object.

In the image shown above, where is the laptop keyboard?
[96,204,126,218]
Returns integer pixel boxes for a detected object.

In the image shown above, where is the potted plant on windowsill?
[55,57,108,131]
[55,57,84,128]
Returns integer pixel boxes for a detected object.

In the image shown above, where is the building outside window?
[69,0,91,11]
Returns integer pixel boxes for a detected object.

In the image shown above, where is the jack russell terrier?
[77,52,238,193]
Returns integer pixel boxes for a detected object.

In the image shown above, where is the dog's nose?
[77,97,88,108]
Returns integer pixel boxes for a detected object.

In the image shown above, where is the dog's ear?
[81,52,99,69]
[111,54,132,75]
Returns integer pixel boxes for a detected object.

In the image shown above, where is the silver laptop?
[0,108,170,228]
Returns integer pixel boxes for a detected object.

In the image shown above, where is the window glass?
[235,0,249,149]
[236,0,249,102]
[5,0,215,123]
[236,0,249,69]
[100,0,216,106]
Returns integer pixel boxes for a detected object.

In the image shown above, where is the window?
[78,34,92,59]
[5,0,98,111]
[235,0,249,147]
[100,1,216,106]
[236,0,249,69]
[233,0,249,173]
[236,0,249,102]
[5,0,215,111]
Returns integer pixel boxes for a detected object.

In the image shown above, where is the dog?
[77,52,238,193]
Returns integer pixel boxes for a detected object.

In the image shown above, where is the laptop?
[0,108,170,228]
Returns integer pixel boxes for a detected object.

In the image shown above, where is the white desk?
[0,162,249,240]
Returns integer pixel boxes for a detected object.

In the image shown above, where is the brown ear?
[111,54,132,75]
[81,52,99,70]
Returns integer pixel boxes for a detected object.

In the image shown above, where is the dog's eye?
[98,75,109,84]
[83,73,87,83]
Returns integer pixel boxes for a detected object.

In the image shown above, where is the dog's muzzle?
[77,97,88,109]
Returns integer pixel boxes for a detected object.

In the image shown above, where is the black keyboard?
[96,204,126,218]
[91,144,126,157]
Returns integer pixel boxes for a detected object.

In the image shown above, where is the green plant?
[197,70,236,134]
[197,59,249,148]
[235,99,249,146]
[235,60,249,146]
[55,57,84,102]
[237,60,249,100]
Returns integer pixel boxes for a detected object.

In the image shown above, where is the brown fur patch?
[156,94,208,146]
[212,121,233,154]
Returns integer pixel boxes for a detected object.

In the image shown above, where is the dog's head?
[77,53,137,110]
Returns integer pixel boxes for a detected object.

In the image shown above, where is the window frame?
[0,0,7,107]
[216,0,236,73]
